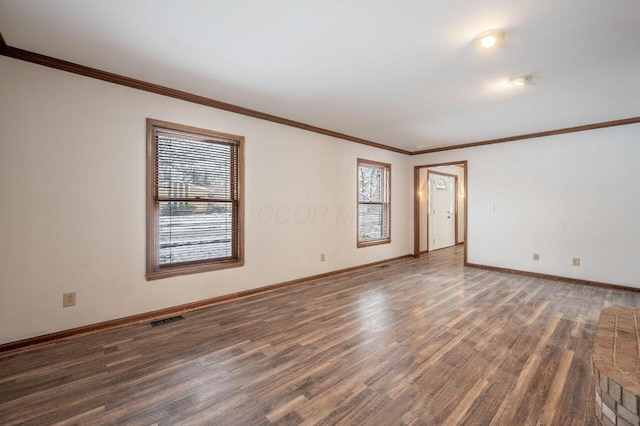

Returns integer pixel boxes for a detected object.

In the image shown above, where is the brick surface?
[596,387,602,408]
[593,308,640,426]
[599,372,609,394]
[620,417,635,426]
[618,404,640,426]
[602,415,615,426]
[623,387,639,415]
[602,400,616,424]
[610,379,623,403]
[602,392,616,414]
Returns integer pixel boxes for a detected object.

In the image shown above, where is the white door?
[428,174,456,251]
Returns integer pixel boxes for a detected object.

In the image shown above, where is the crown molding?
[410,116,640,155]
[2,33,639,156]
[0,36,410,155]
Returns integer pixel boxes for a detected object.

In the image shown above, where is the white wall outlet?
[63,292,76,307]
[533,253,540,261]
[572,258,580,267]
[320,253,326,262]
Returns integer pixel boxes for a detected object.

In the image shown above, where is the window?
[146,119,244,280]
[357,159,391,247]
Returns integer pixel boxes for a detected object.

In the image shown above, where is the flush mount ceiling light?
[476,29,505,48]
[507,75,532,86]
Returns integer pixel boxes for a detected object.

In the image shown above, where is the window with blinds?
[146,119,244,280]
[357,159,391,247]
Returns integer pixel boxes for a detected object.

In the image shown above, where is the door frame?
[414,161,468,265]
[426,170,458,251]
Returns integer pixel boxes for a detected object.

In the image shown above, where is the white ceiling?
[1,0,639,152]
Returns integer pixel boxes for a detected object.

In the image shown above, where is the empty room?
[1,1,640,424]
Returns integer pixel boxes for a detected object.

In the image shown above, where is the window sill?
[146,259,245,281]
[357,238,391,248]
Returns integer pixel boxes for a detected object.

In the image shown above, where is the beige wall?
[0,56,412,344]
[411,124,640,287]
[3,52,640,345]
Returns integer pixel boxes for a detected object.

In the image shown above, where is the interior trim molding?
[0,39,409,156]
[466,262,640,293]
[2,34,639,156]
[413,161,468,264]
[0,254,412,354]
[410,117,640,155]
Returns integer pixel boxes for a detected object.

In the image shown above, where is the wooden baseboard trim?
[466,263,640,293]
[0,254,412,353]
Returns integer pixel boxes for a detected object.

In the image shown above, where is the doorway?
[414,161,467,263]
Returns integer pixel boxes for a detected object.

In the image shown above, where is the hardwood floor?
[1,245,638,425]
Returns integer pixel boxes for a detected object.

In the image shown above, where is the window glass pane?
[159,201,233,265]
[157,135,232,200]
[358,165,384,202]
[358,204,387,241]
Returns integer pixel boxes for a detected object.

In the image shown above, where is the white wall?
[0,56,412,344]
[411,124,640,287]
[3,53,639,345]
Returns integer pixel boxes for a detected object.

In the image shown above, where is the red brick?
[623,387,639,415]
[609,379,622,403]
[618,404,640,426]
[602,392,616,413]
[600,372,609,393]
[602,399,616,424]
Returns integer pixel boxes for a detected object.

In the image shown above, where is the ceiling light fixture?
[507,75,532,86]
[476,29,505,48]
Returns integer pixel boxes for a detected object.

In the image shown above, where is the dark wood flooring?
[1,245,638,425]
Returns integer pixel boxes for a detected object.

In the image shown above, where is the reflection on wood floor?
[2,245,637,425]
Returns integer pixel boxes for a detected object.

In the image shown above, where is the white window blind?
[147,119,243,279]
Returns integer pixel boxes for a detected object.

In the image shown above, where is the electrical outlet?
[320,253,326,262]
[572,258,580,267]
[63,292,76,307]
[533,253,540,261]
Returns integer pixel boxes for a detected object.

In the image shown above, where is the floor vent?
[378,264,390,269]
[150,315,185,327]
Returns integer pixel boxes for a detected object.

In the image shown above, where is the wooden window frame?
[146,118,244,280]
[357,158,391,248]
